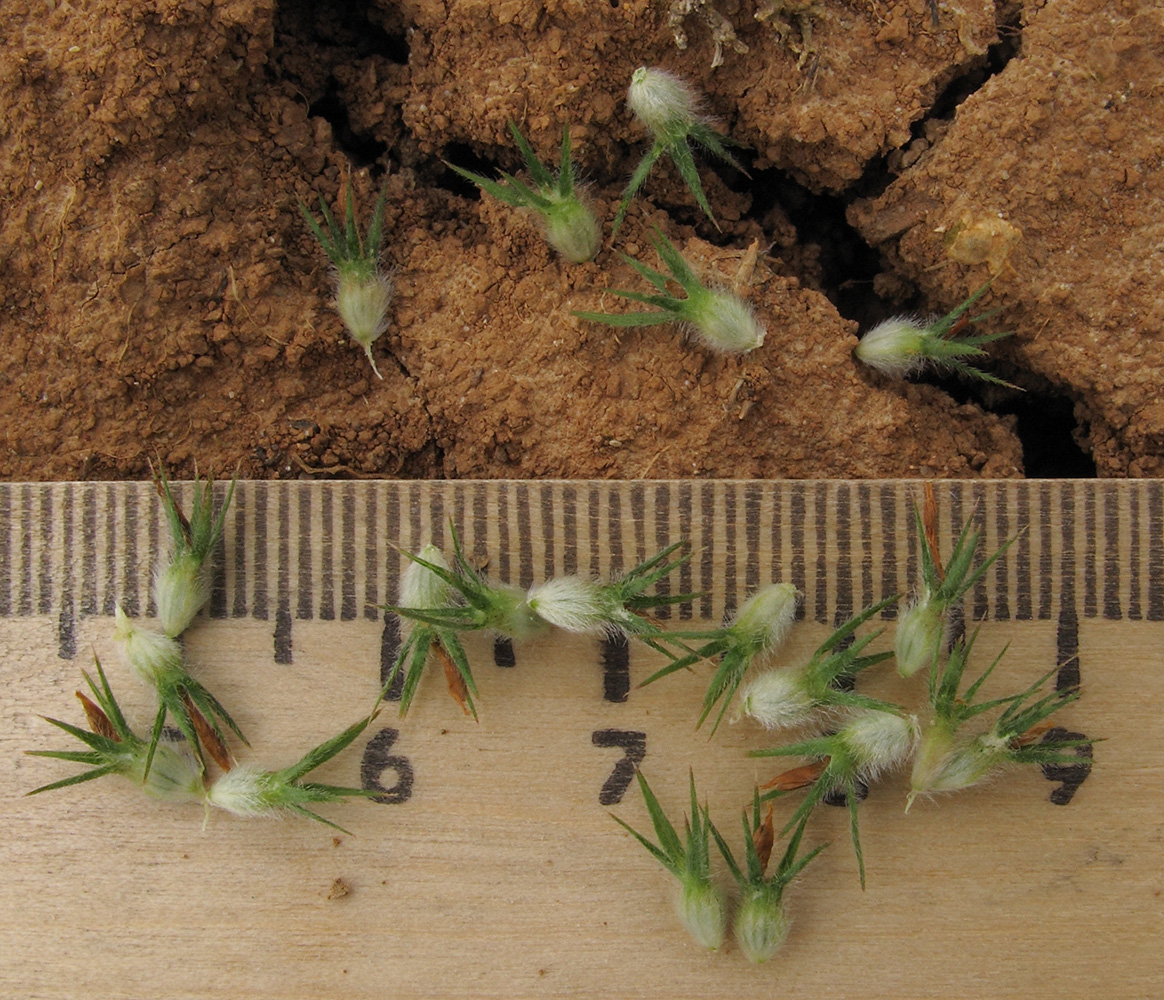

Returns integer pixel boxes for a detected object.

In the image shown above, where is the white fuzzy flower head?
[206,765,280,819]
[907,722,996,808]
[336,270,393,379]
[687,288,766,354]
[113,605,184,687]
[127,740,206,804]
[544,196,601,264]
[735,667,815,730]
[732,583,799,655]
[734,889,790,963]
[153,550,211,639]
[894,596,945,678]
[854,316,929,377]
[676,879,727,950]
[526,576,614,635]
[628,66,699,138]
[839,710,919,781]
[399,544,452,610]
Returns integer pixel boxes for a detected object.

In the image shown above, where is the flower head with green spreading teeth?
[640,583,800,734]
[383,525,548,642]
[573,230,766,354]
[382,543,480,720]
[615,66,745,233]
[151,462,237,639]
[895,489,1017,679]
[734,594,902,732]
[524,540,695,643]
[752,707,918,889]
[854,280,1019,387]
[907,628,1087,810]
[709,789,827,963]
[206,714,379,835]
[611,770,727,950]
[446,122,600,264]
[26,654,206,805]
[301,184,392,378]
[114,606,246,780]
[387,526,693,656]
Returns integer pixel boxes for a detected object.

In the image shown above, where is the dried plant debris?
[667,0,749,69]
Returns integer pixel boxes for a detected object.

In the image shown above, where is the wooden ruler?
[0,481,1159,1000]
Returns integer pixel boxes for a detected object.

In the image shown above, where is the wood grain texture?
[0,481,1159,1000]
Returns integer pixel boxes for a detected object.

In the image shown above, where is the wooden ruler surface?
[0,480,1159,1000]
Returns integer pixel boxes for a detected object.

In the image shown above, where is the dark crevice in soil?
[309,83,390,168]
[1000,394,1097,478]
[934,377,1096,477]
[928,3,1023,120]
[276,0,409,64]
[435,143,494,200]
[851,1,1026,203]
[751,166,883,324]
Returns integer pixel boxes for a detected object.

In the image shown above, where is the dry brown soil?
[1,0,1160,481]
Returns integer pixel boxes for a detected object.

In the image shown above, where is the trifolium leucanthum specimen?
[446,122,600,264]
[151,463,236,639]
[301,184,392,378]
[25,654,206,804]
[895,489,1016,679]
[573,229,766,355]
[753,708,918,888]
[907,628,1086,810]
[854,281,1018,387]
[615,66,744,233]
[733,594,901,732]
[710,790,826,963]
[642,582,799,733]
[612,770,727,950]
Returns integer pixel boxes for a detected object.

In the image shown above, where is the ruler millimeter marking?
[0,480,1158,662]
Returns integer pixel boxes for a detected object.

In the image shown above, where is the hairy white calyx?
[128,740,206,804]
[677,879,727,951]
[854,317,928,377]
[839,709,918,781]
[544,196,601,265]
[736,667,815,730]
[732,582,798,654]
[399,544,453,611]
[113,605,183,686]
[206,765,279,818]
[526,576,615,635]
[734,889,790,963]
[628,66,700,137]
[336,270,393,379]
[154,551,211,639]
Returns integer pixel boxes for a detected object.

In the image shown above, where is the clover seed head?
[677,878,727,951]
[127,739,206,804]
[113,606,184,687]
[154,551,211,640]
[206,764,280,818]
[732,583,799,655]
[907,720,994,806]
[686,287,766,354]
[734,888,790,963]
[736,667,816,730]
[854,316,928,377]
[399,544,453,611]
[336,270,393,379]
[544,195,601,264]
[525,576,615,635]
[894,596,946,679]
[628,66,699,139]
[839,709,919,781]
